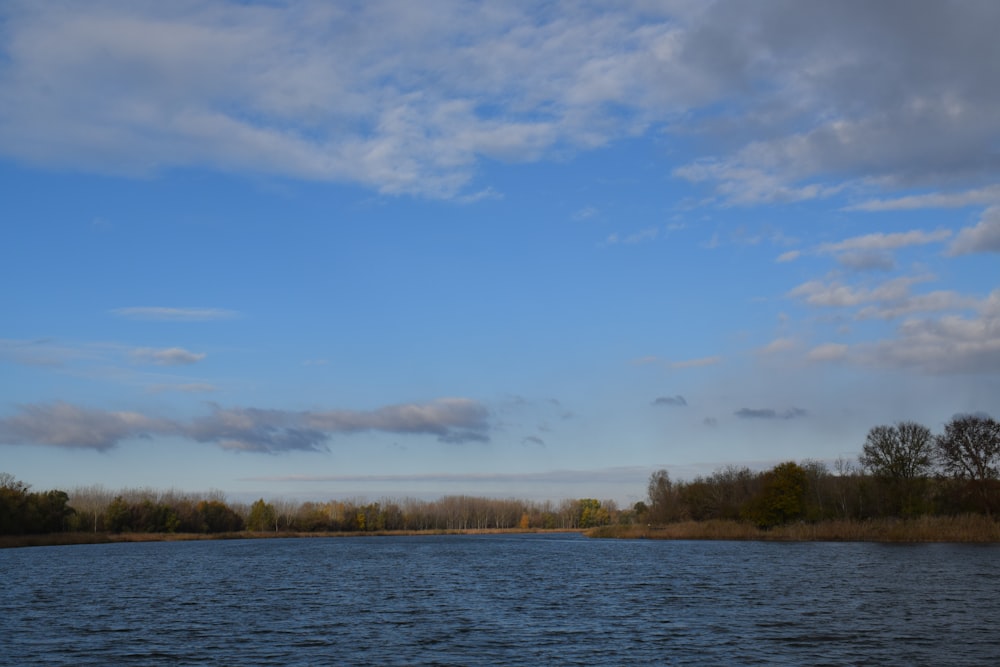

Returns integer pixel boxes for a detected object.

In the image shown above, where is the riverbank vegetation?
[1,472,619,546]
[626,415,1000,542]
[3,414,998,546]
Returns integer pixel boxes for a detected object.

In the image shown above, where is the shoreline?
[5,516,1000,548]
[0,528,583,549]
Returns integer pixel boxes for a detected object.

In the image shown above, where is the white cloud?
[846,184,1000,211]
[856,291,976,320]
[673,155,842,207]
[834,252,895,272]
[806,343,848,362]
[817,229,952,254]
[799,290,1000,374]
[671,355,722,369]
[757,338,796,355]
[734,407,808,420]
[0,397,493,452]
[788,275,931,309]
[305,398,490,444]
[0,402,171,451]
[776,250,800,263]
[605,227,659,245]
[948,206,1000,255]
[146,383,217,394]
[3,3,996,201]
[112,307,238,321]
[131,347,205,366]
[0,2,704,198]
[858,290,1000,374]
[781,228,950,270]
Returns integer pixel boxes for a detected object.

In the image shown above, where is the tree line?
[642,414,1000,528]
[0,474,623,536]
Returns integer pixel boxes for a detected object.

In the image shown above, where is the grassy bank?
[587,515,1000,542]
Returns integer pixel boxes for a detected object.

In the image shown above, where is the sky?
[1,1,998,507]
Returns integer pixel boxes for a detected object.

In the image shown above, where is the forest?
[2,414,998,541]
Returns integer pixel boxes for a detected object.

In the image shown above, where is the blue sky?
[2,1,998,506]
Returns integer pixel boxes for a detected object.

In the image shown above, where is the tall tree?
[859,422,933,516]
[741,462,808,528]
[936,414,1000,516]
[247,498,277,532]
[0,473,29,534]
[647,469,683,523]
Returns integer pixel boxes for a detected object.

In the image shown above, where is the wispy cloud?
[0,338,87,367]
[605,227,658,245]
[789,275,930,309]
[789,274,976,321]
[130,347,206,366]
[806,343,849,363]
[734,407,808,420]
[779,228,951,270]
[0,398,492,453]
[756,338,796,355]
[817,229,952,254]
[846,185,1000,212]
[112,307,239,322]
[631,355,663,366]
[776,250,801,263]
[240,466,655,487]
[146,383,217,394]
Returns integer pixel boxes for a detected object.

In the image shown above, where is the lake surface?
[1,533,998,665]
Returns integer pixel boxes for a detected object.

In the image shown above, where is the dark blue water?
[2,534,998,665]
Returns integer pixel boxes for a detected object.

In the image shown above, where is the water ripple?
[2,535,999,665]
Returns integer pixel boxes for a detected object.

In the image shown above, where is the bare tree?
[859,421,933,516]
[936,414,1000,516]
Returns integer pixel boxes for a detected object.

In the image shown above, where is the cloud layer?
[3,2,999,201]
[0,398,491,453]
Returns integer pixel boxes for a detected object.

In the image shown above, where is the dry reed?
[588,515,1000,542]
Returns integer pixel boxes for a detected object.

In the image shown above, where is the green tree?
[577,499,609,528]
[105,496,132,533]
[247,498,277,532]
[26,490,74,533]
[742,462,808,528]
[0,473,29,534]
[197,500,245,532]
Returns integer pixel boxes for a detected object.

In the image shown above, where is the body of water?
[2,533,998,665]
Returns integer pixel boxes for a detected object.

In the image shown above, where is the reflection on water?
[2,534,998,665]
